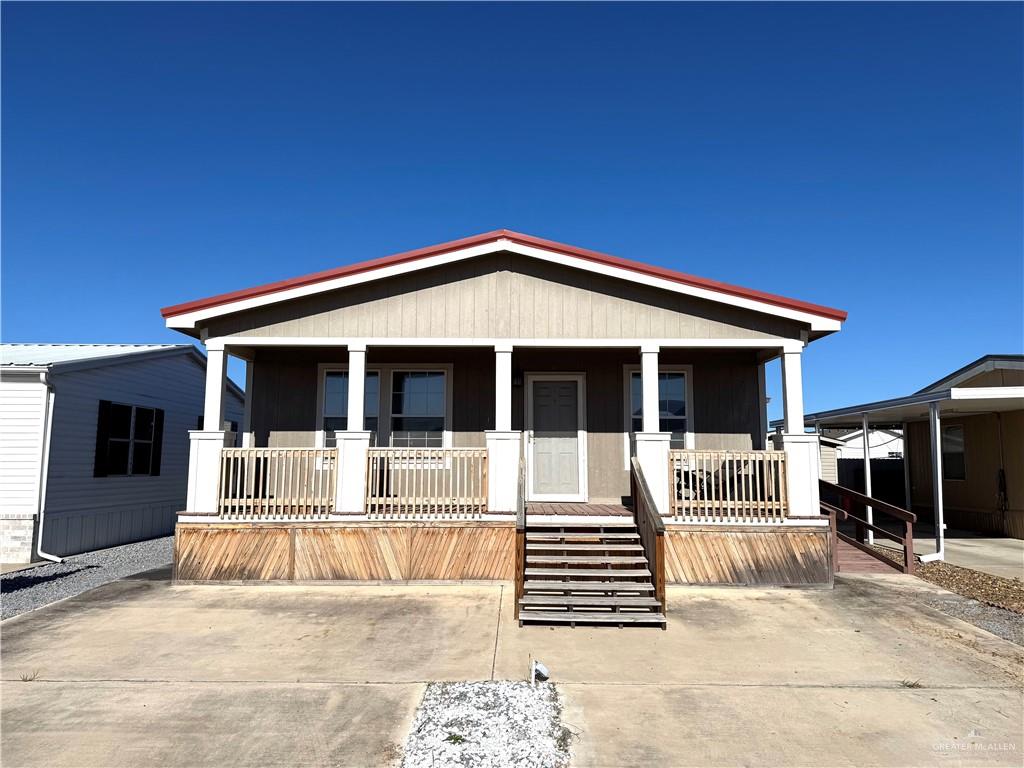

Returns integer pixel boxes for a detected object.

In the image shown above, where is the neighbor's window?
[629,371,688,448]
[390,370,445,447]
[322,371,380,447]
[94,401,164,477]
[942,425,966,481]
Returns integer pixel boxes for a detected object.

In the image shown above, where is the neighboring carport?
[792,385,1024,561]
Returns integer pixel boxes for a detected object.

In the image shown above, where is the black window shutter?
[93,400,111,477]
[150,408,165,476]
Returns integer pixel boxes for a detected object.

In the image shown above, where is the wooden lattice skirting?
[173,522,516,582]
[663,525,833,586]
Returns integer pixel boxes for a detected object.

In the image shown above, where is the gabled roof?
[916,354,1024,393]
[161,229,847,333]
[0,344,245,399]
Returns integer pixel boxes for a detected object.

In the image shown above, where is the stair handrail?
[820,479,916,574]
[630,457,667,620]
[515,450,526,620]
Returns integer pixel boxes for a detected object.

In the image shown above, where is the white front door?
[526,374,587,502]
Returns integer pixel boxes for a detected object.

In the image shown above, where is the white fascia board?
[208,336,805,353]
[790,391,951,427]
[949,386,1024,401]
[168,238,841,332]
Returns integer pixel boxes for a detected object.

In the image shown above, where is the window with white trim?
[321,371,380,447]
[628,370,689,449]
[390,370,445,447]
[941,424,965,481]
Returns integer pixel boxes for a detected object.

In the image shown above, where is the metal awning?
[768,386,1024,429]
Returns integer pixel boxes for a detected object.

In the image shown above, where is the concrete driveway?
[2,570,1021,768]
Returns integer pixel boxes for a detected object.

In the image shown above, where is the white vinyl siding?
[0,376,47,519]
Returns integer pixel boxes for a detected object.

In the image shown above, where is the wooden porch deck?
[526,503,632,517]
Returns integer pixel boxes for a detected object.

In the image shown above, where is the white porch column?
[494,343,513,432]
[781,350,804,434]
[186,343,229,514]
[204,345,227,433]
[921,402,946,562]
[635,345,670,515]
[241,361,254,448]
[347,344,367,432]
[862,412,874,544]
[335,343,370,515]
[486,343,519,513]
[774,349,820,517]
[640,345,660,433]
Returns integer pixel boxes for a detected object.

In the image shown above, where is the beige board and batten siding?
[906,411,1024,539]
[249,347,763,504]
[203,253,806,342]
[41,354,244,556]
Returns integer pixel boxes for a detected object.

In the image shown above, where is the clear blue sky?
[3,2,1021,418]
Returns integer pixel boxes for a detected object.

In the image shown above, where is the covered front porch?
[176,337,830,587]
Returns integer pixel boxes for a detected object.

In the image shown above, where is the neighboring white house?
[827,428,904,460]
[0,344,243,564]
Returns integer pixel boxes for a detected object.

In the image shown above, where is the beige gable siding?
[955,368,1024,388]
[203,253,805,341]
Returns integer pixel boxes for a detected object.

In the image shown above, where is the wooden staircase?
[517,519,667,628]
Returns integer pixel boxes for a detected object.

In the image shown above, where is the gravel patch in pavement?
[1,536,172,620]
[401,681,571,768]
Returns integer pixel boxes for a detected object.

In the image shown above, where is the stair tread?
[524,567,651,577]
[527,555,647,564]
[519,595,661,607]
[526,532,639,541]
[523,580,654,592]
[526,543,643,551]
[519,611,666,625]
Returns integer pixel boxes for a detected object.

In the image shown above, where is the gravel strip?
[921,593,1024,647]
[1,536,173,620]
[401,681,572,768]
[915,560,1024,614]
[870,543,1024,614]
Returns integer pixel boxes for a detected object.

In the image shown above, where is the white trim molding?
[524,372,588,503]
[622,363,695,470]
[314,361,454,449]
[211,336,806,353]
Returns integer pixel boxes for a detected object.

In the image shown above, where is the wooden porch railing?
[218,448,337,520]
[820,479,916,574]
[365,448,488,519]
[514,452,526,620]
[668,449,788,522]
[630,457,666,623]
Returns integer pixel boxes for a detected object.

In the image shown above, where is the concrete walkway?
[879,528,1024,579]
[2,570,1022,767]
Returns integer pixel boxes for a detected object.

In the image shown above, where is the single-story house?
[800,354,1024,553]
[821,427,904,460]
[161,229,847,626]
[0,344,243,563]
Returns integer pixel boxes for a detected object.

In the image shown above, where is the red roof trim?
[160,229,848,322]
